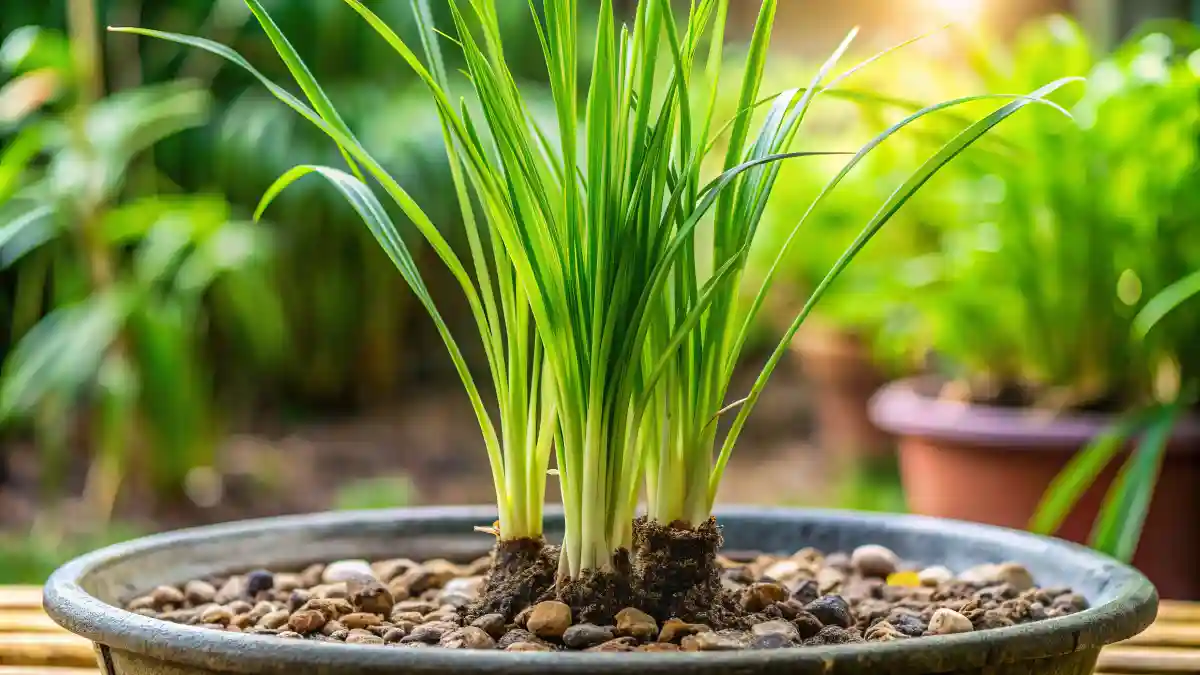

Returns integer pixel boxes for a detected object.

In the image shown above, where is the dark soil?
[122,541,1088,653]
[632,517,738,626]
[468,538,557,621]
[555,550,632,625]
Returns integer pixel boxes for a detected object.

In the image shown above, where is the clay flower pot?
[44,505,1154,675]
[792,323,893,464]
[870,377,1200,600]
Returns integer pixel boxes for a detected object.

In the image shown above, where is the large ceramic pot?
[45,505,1154,675]
[870,376,1200,600]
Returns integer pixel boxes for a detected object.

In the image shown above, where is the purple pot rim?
[868,376,1200,451]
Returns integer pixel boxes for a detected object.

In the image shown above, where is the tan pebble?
[289,609,327,634]
[658,618,711,643]
[214,578,243,604]
[150,586,186,608]
[851,545,900,578]
[928,608,973,635]
[277,630,304,639]
[346,631,385,645]
[313,583,349,600]
[614,607,657,640]
[763,559,807,582]
[506,641,553,652]
[751,619,799,641]
[227,600,252,615]
[918,566,954,587]
[230,613,255,629]
[127,596,156,612]
[341,612,383,630]
[741,582,787,612]
[817,567,845,594]
[527,601,572,639]
[382,627,407,643]
[471,613,507,639]
[258,610,290,629]
[390,610,425,624]
[440,626,497,649]
[200,605,233,625]
[299,564,325,588]
[371,558,419,583]
[248,601,276,622]
[463,556,492,576]
[585,637,638,652]
[681,632,744,651]
[395,600,438,615]
[183,580,216,605]
[639,642,681,652]
[790,547,825,565]
[272,574,303,593]
[994,563,1034,591]
[348,576,395,615]
[321,620,347,636]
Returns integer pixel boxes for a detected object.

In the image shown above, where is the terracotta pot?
[792,324,893,463]
[870,377,1200,600]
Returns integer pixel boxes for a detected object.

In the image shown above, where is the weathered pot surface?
[871,376,1200,599]
[45,506,1155,675]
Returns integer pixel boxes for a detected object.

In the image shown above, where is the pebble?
[527,601,572,639]
[817,567,845,594]
[585,637,638,652]
[401,620,457,644]
[183,580,216,605]
[750,633,793,649]
[614,607,658,640]
[498,629,540,649]
[783,578,816,605]
[506,641,554,652]
[127,596,156,612]
[918,566,954,587]
[258,610,290,629]
[272,574,303,593]
[750,619,799,643]
[390,610,425,624]
[150,586,185,609]
[277,631,304,639]
[741,582,787,612]
[438,592,475,610]
[657,618,710,643]
[824,552,852,572]
[471,613,507,639]
[805,625,863,646]
[347,577,394,616]
[994,563,1035,592]
[371,558,419,583]
[346,630,384,645]
[341,612,382,630]
[382,627,407,643]
[313,583,349,600]
[395,600,438,615]
[928,608,973,635]
[440,626,496,649]
[441,576,484,597]
[850,545,899,578]
[763,559,808,583]
[287,590,311,613]
[959,563,999,585]
[681,632,745,651]
[792,611,823,639]
[288,609,326,634]
[299,564,325,588]
[214,578,243,604]
[245,570,275,596]
[321,620,346,637]
[563,624,613,649]
[865,620,907,641]
[805,595,853,628]
[322,560,374,584]
[200,605,234,625]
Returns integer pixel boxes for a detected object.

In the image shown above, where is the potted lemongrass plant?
[41,1,1155,672]
[869,17,1200,599]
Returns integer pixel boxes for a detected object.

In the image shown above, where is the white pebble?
[322,559,375,584]
[918,565,954,587]
[850,544,899,578]
[928,608,973,635]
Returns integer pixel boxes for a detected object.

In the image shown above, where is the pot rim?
[44,505,1156,674]
[869,376,1200,450]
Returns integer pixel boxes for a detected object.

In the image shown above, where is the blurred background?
[3,0,1200,598]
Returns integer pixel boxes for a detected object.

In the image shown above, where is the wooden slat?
[0,634,95,668]
[1119,622,1200,648]
[1158,601,1200,624]
[0,613,62,634]
[1097,646,1200,672]
[0,590,41,612]
[0,662,98,667]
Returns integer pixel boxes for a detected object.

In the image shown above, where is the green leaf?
[1089,402,1183,561]
[1133,268,1200,339]
[1029,407,1157,535]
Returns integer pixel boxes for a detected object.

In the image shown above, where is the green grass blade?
[1133,268,1200,339]
[255,163,507,512]
[1029,409,1155,535]
[1089,403,1181,561]
[711,77,1083,505]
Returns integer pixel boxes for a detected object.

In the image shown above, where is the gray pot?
[44,506,1155,675]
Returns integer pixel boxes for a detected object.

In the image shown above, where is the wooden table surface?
[1,585,1197,673]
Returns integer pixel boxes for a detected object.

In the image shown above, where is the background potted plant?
[869,16,1200,599]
